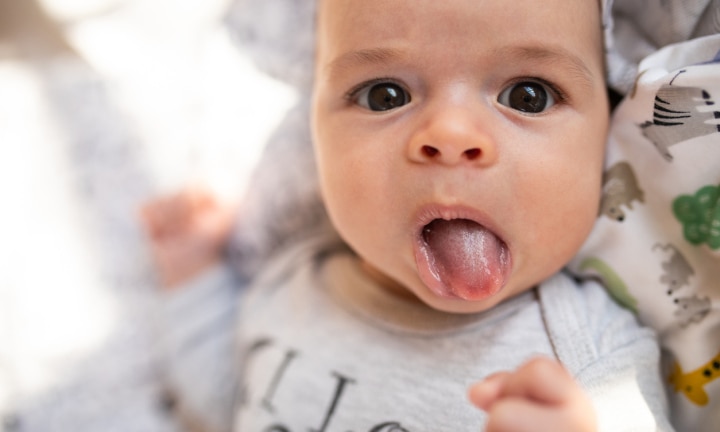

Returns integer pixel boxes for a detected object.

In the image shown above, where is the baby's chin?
[412,285,515,314]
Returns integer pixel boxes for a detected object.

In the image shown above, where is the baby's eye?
[498,81,556,114]
[355,82,411,111]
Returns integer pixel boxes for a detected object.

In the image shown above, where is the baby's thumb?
[468,372,509,411]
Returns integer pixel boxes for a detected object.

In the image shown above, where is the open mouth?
[415,218,510,301]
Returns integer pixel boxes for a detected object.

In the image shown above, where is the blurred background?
[0,0,296,430]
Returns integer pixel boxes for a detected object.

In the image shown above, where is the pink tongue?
[422,219,508,300]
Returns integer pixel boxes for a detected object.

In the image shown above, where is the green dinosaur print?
[672,184,720,250]
[579,257,638,313]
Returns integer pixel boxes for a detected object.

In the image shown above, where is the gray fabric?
[605,0,720,93]
[539,276,674,432]
[160,266,241,432]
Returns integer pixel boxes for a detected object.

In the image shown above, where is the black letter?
[262,349,299,413]
[309,372,356,432]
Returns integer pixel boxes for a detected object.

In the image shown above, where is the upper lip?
[412,202,506,244]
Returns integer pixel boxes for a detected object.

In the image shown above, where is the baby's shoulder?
[538,273,658,363]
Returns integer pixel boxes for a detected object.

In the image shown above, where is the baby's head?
[311,0,610,313]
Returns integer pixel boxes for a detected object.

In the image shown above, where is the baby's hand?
[468,357,596,432]
[141,188,237,289]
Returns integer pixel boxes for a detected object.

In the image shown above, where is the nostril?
[422,145,440,157]
[464,148,481,160]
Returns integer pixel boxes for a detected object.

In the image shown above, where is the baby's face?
[312,0,609,313]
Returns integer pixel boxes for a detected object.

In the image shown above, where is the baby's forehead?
[224,0,617,92]
[315,0,604,70]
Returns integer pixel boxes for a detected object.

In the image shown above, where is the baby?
[231,0,670,430]
[146,0,674,430]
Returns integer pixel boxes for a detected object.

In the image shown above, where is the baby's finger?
[140,201,170,237]
[468,372,510,410]
[497,357,577,405]
[485,397,593,432]
[141,193,194,237]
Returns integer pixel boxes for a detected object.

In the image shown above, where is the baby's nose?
[419,144,483,163]
[407,107,497,167]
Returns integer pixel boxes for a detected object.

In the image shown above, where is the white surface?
[0,0,296,430]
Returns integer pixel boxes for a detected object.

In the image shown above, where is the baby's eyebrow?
[324,44,598,89]
[325,47,406,79]
[496,45,597,89]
